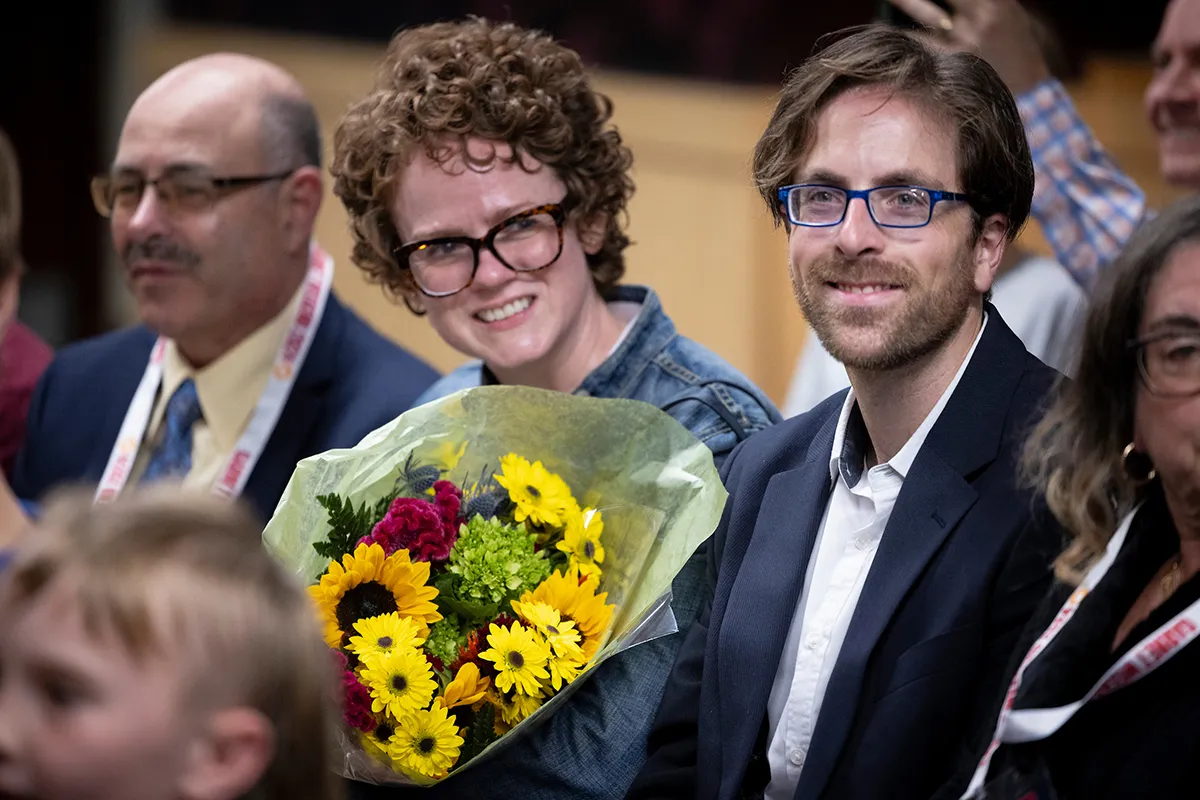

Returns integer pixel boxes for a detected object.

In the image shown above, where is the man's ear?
[179,708,275,800]
[279,166,324,256]
[972,213,1009,297]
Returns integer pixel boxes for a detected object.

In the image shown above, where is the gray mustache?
[124,237,201,269]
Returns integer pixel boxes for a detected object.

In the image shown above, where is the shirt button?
[805,635,822,651]
[790,746,807,765]
[854,536,870,550]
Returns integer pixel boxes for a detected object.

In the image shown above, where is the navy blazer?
[630,310,1063,800]
[12,293,439,522]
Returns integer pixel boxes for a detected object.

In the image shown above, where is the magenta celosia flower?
[356,487,462,563]
[342,670,377,733]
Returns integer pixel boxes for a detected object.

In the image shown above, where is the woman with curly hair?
[330,16,779,800]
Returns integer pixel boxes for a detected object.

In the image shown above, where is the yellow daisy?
[522,568,614,660]
[309,543,442,649]
[360,647,438,717]
[360,715,399,765]
[489,686,545,729]
[437,662,491,710]
[478,621,551,696]
[511,600,584,660]
[493,454,574,528]
[556,506,605,578]
[348,613,425,666]
[544,651,585,691]
[386,702,464,778]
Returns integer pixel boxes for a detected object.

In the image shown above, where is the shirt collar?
[829,312,990,485]
[159,279,306,452]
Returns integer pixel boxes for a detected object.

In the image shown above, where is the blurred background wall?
[0,0,1179,404]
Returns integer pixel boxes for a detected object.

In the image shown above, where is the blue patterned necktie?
[140,378,203,484]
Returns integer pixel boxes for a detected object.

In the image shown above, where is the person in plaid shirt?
[887,0,1185,290]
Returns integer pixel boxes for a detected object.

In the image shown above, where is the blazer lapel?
[85,329,159,481]
[792,309,1032,800]
[715,413,838,799]
[793,454,977,800]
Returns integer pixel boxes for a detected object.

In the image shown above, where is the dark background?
[0,0,1169,344]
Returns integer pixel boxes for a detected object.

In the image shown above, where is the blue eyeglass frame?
[776,184,973,228]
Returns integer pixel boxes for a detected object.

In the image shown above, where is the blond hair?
[2,488,342,800]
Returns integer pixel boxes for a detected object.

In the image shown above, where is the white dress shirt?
[763,315,989,800]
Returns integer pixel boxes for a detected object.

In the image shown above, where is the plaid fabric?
[1019,79,1148,290]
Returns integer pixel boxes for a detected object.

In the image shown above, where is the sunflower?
[309,543,441,649]
[360,647,438,717]
[438,662,491,710]
[511,600,583,660]
[489,686,545,729]
[348,613,426,666]
[493,454,574,528]
[521,568,614,660]
[478,621,551,696]
[557,506,605,578]
[386,702,464,778]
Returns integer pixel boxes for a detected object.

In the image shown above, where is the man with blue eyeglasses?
[630,24,1062,800]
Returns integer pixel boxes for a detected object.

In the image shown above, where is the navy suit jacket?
[629,310,1063,800]
[12,293,439,522]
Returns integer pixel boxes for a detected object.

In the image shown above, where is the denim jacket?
[350,287,780,800]
[415,284,781,466]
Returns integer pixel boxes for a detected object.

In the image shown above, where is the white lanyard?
[94,243,333,504]
[964,502,1200,796]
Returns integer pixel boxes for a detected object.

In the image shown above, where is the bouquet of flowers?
[262,385,725,786]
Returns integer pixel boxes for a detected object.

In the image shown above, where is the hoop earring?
[1121,442,1157,484]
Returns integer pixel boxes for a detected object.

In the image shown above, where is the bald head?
[128,53,321,172]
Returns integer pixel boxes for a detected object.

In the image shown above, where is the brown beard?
[792,249,978,372]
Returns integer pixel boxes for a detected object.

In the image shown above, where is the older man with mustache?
[11,53,437,521]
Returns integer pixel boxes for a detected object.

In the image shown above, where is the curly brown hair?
[331,18,634,308]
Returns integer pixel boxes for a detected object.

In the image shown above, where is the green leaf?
[453,703,498,769]
[310,493,392,564]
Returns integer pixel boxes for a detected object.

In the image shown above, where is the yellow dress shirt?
[126,283,305,493]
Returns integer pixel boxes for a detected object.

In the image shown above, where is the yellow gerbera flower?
[309,543,442,649]
[544,651,586,691]
[437,662,491,710]
[479,621,550,696]
[386,703,464,778]
[511,600,584,660]
[348,613,426,666]
[360,647,438,718]
[557,506,605,578]
[522,568,614,660]
[360,715,399,765]
[493,454,574,528]
[489,686,544,729]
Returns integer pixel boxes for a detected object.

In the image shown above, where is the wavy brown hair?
[1023,195,1200,584]
[331,18,634,308]
[752,24,1033,243]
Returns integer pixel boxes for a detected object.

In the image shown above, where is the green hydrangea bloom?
[448,515,550,608]
[425,614,465,669]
